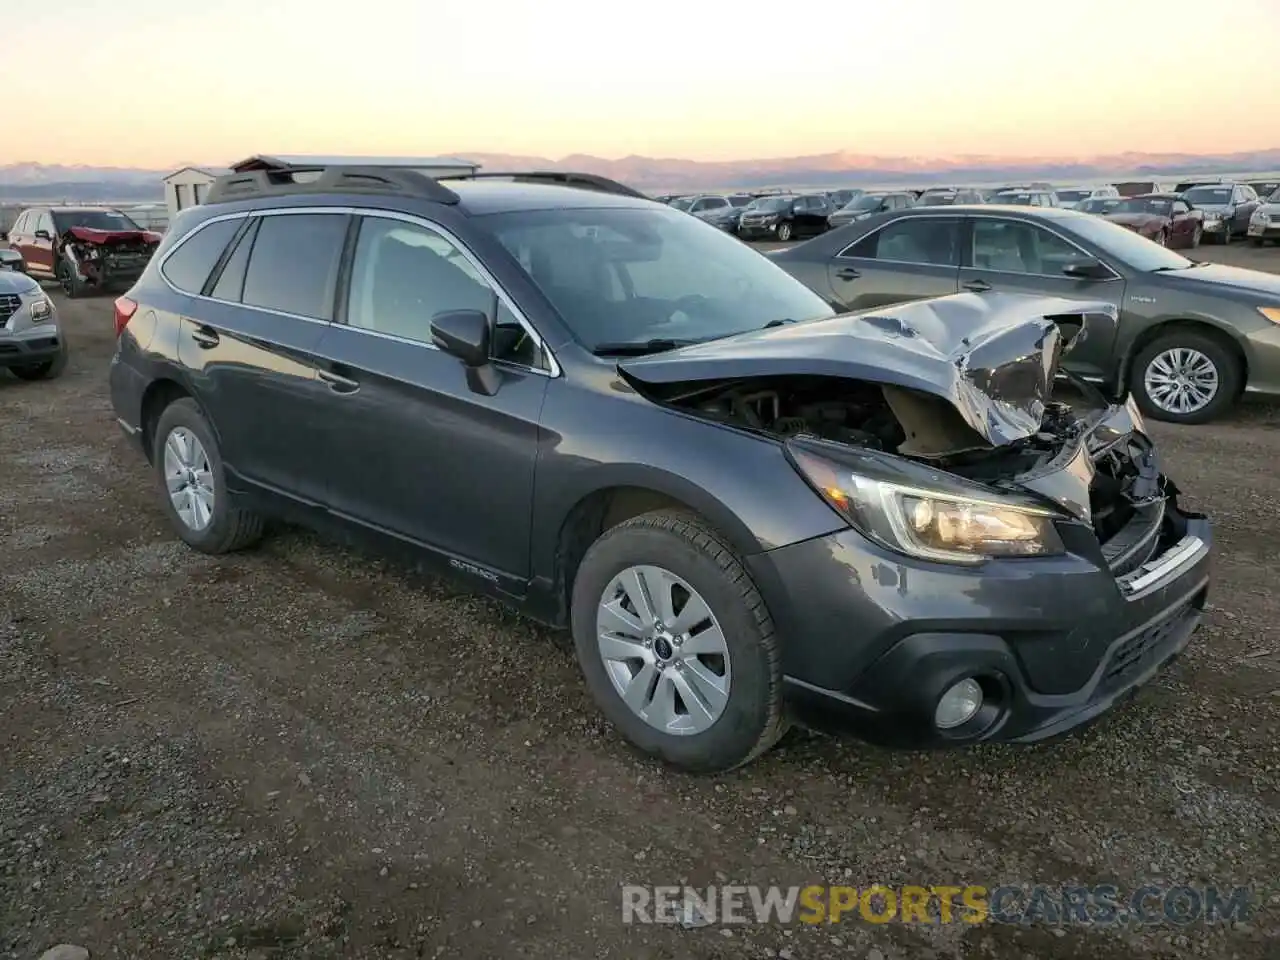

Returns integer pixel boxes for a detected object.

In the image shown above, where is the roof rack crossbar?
[442,170,649,200]
[205,165,461,206]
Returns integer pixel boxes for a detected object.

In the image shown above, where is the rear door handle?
[188,323,220,348]
[318,369,360,394]
[835,266,861,280]
[963,279,992,293]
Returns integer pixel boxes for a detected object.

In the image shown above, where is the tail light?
[113,296,138,337]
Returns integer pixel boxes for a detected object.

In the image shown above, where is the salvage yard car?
[1101,194,1204,248]
[1178,183,1260,244]
[0,265,67,380]
[5,206,160,297]
[772,204,1280,423]
[1248,188,1280,245]
[110,165,1212,772]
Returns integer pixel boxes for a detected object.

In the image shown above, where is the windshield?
[1268,188,1280,203]
[1182,186,1231,205]
[1066,213,1193,272]
[843,195,883,212]
[669,197,694,211]
[484,207,834,353]
[746,197,791,212]
[1079,198,1120,214]
[53,209,141,232]
[994,193,1034,205]
[1055,190,1091,203]
[728,195,752,207]
[1111,197,1173,216]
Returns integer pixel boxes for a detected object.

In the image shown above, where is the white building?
[163,166,232,221]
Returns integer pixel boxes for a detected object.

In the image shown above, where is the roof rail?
[442,171,650,200]
[205,165,461,206]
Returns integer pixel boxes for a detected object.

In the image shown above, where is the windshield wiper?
[762,318,796,329]
[591,337,706,356]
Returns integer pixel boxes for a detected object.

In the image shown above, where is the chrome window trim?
[157,206,560,378]
[833,213,965,269]
[835,211,1124,281]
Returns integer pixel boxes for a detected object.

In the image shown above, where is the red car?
[1102,194,1204,249]
[4,206,160,298]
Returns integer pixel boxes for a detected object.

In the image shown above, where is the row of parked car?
[662,178,1280,247]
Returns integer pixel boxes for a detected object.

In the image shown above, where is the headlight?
[787,443,1065,564]
[1202,212,1222,222]
[1258,307,1280,325]
[1252,209,1269,222]
[29,297,53,321]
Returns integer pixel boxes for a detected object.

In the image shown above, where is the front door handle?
[188,324,220,349]
[835,266,861,280]
[963,279,992,293]
[318,369,360,394]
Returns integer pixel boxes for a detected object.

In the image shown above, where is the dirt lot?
[2,245,1279,959]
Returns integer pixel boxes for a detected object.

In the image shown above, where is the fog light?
[935,678,983,729]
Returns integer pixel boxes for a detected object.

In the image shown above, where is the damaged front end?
[619,292,1202,572]
[62,226,160,290]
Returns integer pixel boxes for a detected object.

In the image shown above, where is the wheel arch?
[547,472,767,628]
[139,378,195,463]
[1121,317,1249,397]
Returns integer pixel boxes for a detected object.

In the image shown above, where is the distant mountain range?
[3,147,1280,200]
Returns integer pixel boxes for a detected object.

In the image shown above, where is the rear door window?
[161,217,243,294]
[210,218,259,301]
[241,213,349,320]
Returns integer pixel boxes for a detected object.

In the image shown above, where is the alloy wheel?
[595,564,731,736]
[777,223,792,242]
[163,427,215,531]
[1143,347,1220,416]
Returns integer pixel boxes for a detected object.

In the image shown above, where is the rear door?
[311,213,549,583]
[957,215,1124,379]
[826,215,962,311]
[171,210,347,505]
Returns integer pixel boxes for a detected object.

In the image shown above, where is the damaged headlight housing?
[787,442,1065,564]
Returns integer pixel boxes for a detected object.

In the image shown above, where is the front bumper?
[1247,218,1280,239]
[0,327,65,367]
[739,222,782,239]
[1201,218,1229,234]
[748,500,1211,748]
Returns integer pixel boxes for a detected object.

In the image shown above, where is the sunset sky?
[8,0,1278,169]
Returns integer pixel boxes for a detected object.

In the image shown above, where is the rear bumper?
[750,505,1212,748]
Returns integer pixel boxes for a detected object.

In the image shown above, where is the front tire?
[1190,224,1202,248]
[570,510,787,773]
[152,398,264,554]
[56,258,86,299]
[1131,331,1240,424]
[777,222,793,242]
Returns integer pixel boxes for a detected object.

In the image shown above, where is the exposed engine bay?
[62,227,159,288]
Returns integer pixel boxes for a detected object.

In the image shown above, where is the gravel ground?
[2,246,1279,959]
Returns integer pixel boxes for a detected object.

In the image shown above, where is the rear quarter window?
[161,217,243,294]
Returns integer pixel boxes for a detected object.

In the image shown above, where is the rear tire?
[570,510,787,773]
[1131,330,1241,425]
[152,398,264,554]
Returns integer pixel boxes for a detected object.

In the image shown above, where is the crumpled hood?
[65,226,161,246]
[619,292,1116,448]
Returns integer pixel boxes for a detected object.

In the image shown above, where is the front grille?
[1270,213,1280,223]
[0,293,19,327]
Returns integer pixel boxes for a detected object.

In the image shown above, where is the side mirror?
[430,308,500,395]
[1063,259,1111,281]
[34,229,51,241]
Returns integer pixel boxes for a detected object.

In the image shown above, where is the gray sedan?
[771,204,1280,423]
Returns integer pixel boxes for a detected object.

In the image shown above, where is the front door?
[28,211,56,275]
[826,215,962,311]
[312,213,548,583]
[957,216,1125,380]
